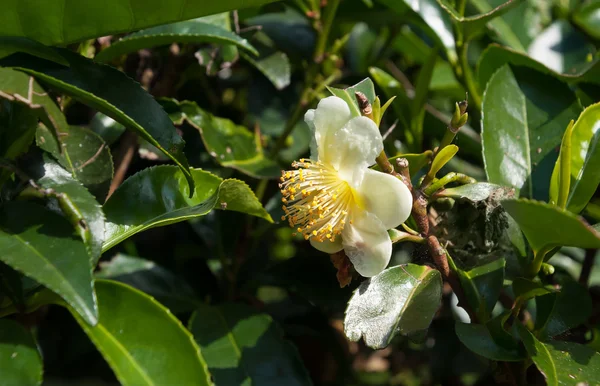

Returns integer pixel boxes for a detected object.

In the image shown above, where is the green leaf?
[0,0,278,46]
[377,0,457,64]
[481,65,581,200]
[240,50,291,90]
[478,44,600,88]
[518,323,600,386]
[0,36,69,65]
[103,166,272,252]
[328,78,376,117]
[457,258,505,321]
[0,67,68,141]
[165,99,280,179]
[438,182,510,202]
[528,20,596,75]
[0,201,97,325]
[455,320,525,361]
[468,0,526,51]
[344,264,442,349]
[549,120,575,208]
[1,46,194,192]
[555,103,600,214]
[95,18,257,63]
[29,156,105,265]
[437,0,523,41]
[70,279,211,386]
[189,303,311,385]
[512,277,556,301]
[502,199,600,253]
[535,281,592,339]
[36,125,114,201]
[97,254,201,313]
[427,144,458,180]
[0,102,37,173]
[0,318,43,386]
[574,1,600,40]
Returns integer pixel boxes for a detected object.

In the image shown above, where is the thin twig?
[106,131,137,200]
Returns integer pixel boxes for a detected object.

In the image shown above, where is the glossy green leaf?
[574,1,600,40]
[344,264,442,349]
[0,202,97,325]
[95,19,257,63]
[37,125,113,201]
[457,258,505,321]
[481,65,581,200]
[0,318,43,386]
[518,323,600,386]
[0,0,278,46]
[549,120,574,208]
[165,99,280,179]
[557,103,600,214]
[103,166,272,251]
[0,67,68,139]
[535,281,592,339]
[437,0,523,41]
[28,157,105,265]
[328,78,376,117]
[240,50,291,90]
[428,145,458,180]
[478,44,600,88]
[0,36,69,65]
[469,0,526,51]
[528,20,596,75]
[377,0,457,64]
[97,254,201,313]
[189,303,311,385]
[438,182,511,202]
[455,320,525,361]
[0,46,194,192]
[0,102,37,178]
[70,280,210,386]
[502,199,600,253]
[512,278,555,301]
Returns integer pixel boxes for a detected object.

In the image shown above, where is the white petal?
[310,237,343,254]
[304,109,318,160]
[331,116,383,183]
[356,169,413,229]
[312,96,352,163]
[342,211,392,277]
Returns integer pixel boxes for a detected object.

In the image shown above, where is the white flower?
[280,96,413,277]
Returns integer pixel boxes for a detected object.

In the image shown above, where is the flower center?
[280,159,355,243]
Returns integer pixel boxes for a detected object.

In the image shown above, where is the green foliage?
[189,304,311,385]
[344,264,442,349]
[0,1,599,384]
[71,280,212,386]
[0,319,42,385]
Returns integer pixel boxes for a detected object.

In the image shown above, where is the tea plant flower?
[280,96,413,277]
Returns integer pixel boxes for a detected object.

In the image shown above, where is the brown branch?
[106,131,137,200]
[427,235,478,323]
